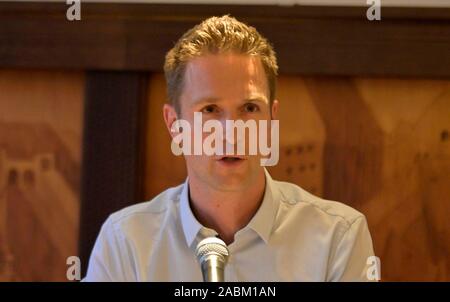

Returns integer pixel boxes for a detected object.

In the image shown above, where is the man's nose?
[222,110,240,122]
[218,111,238,133]
[220,112,246,147]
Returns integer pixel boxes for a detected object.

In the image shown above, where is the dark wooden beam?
[0,2,449,77]
[78,71,148,275]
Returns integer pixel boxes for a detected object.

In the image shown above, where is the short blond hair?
[164,15,278,114]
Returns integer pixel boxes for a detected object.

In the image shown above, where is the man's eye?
[244,103,260,113]
[201,105,218,114]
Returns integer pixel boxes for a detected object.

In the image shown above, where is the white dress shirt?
[84,169,375,281]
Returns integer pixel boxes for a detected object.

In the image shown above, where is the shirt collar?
[179,168,280,247]
[179,178,204,248]
[246,168,280,244]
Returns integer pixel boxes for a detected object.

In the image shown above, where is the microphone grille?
[195,237,229,262]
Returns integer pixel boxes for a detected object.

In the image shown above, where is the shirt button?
[284,198,297,205]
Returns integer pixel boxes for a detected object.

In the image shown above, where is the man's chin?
[212,182,248,192]
[218,171,264,192]
[210,170,252,191]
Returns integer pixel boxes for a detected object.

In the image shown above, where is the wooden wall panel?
[353,78,450,280]
[144,75,187,199]
[1,2,450,77]
[143,74,450,281]
[0,69,84,281]
[78,71,148,276]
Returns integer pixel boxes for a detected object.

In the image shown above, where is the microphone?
[195,237,230,282]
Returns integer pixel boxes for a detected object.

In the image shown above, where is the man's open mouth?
[218,156,245,162]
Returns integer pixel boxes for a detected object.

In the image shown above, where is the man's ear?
[163,103,179,139]
[271,99,279,119]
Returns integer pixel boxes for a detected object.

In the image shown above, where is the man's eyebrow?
[244,96,268,104]
[192,95,269,106]
[192,97,221,106]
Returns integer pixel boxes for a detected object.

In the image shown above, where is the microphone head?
[195,237,229,264]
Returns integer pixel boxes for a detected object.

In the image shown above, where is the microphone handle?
[201,254,226,282]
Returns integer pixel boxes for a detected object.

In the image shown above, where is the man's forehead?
[182,53,269,101]
[185,53,266,81]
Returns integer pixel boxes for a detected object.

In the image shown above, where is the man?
[84,15,376,281]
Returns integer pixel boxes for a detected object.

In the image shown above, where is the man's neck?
[188,170,266,245]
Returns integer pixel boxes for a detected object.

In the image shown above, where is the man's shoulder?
[274,179,365,228]
[107,183,184,229]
